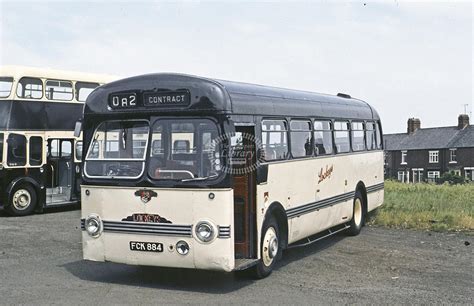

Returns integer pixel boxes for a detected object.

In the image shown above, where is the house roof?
[384,125,474,151]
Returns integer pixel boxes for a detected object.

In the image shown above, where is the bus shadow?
[62,260,255,294]
[276,232,347,271]
[0,204,80,217]
[62,233,346,293]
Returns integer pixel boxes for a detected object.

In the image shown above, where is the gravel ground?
[0,208,472,305]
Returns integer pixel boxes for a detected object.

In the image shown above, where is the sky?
[0,0,472,133]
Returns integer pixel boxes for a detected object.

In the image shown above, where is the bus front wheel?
[252,216,281,279]
[347,190,365,236]
[7,184,37,216]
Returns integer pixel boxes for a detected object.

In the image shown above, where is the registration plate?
[129,241,163,253]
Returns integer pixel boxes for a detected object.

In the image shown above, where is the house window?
[429,151,439,163]
[397,170,409,183]
[427,171,440,183]
[465,167,474,181]
[412,168,423,183]
[449,149,457,163]
[401,151,407,165]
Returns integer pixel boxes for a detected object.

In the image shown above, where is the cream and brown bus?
[80,73,384,278]
[0,66,115,216]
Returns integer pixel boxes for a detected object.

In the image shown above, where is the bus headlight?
[195,221,215,243]
[85,214,103,237]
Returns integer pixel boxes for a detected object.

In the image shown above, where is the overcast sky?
[0,0,472,133]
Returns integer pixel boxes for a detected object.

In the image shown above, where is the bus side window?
[7,134,27,166]
[290,120,312,158]
[351,121,365,152]
[75,141,83,160]
[375,121,383,149]
[49,139,60,157]
[75,82,100,102]
[16,77,43,99]
[29,136,43,166]
[334,121,350,153]
[314,120,333,155]
[365,122,376,150]
[261,120,288,161]
[0,133,3,163]
[61,140,72,158]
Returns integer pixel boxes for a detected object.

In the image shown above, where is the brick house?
[384,114,474,183]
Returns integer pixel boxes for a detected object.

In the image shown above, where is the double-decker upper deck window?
[29,136,43,166]
[85,120,149,178]
[75,82,99,102]
[290,120,312,158]
[7,133,27,166]
[262,120,288,161]
[366,122,376,150]
[314,120,333,155]
[0,77,14,98]
[351,122,365,151]
[17,77,43,99]
[148,119,221,181]
[46,79,73,101]
[334,121,350,153]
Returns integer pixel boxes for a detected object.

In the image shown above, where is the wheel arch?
[264,201,289,249]
[355,181,368,216]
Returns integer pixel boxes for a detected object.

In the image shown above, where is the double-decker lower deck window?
[262,120,288,161]
[0,77,13,98]
[85,120,149,178]
[313,120,333,155]
[334,121,350,153]
[29,136,43,166]
[148,119,221,181]
[7,133,27,166]
[0,133,3,162]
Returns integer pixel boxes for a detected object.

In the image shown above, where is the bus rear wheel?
[7,184,37,216]
[347,190,365,236]
[252,216,281,279]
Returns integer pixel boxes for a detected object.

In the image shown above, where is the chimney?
[407,118,421,134]
[458,114,469,129]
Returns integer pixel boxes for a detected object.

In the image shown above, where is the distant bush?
[438,172,467,185]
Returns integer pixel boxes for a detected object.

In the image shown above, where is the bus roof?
[0,65,117,84]
[85,73,379,120]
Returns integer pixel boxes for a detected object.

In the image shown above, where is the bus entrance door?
[46,139,75,205]
[231,126,257,259]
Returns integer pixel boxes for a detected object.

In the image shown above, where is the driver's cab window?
[7,133,27,166]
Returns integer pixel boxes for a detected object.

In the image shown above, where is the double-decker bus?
[0,66,115,216]
[80,73,384,278]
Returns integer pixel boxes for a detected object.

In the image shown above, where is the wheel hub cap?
[262,227,278,266]
[13,189,31,210]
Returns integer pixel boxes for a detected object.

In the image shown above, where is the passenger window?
[61,140,72,158]
[351,122,365,151]
[375,121,383,149]
[0,77,14,98]
[262,120,288,161]
[16,77,43,99]
[7,133,27,166]
[290,120,312,158]
[49,139,60,157]
[75,82,99,102]
[0,133,3,162]
[76,141,83,160]
[366,122,376,150]
[46,79,73,101]
[334,121,350,153]
[314,121,333,155]
[29,136,43,166]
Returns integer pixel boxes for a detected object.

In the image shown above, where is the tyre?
[252,216,281,279]
[347,190,365,236]
[7,184,37,216]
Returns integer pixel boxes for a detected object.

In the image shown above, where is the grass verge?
[367,180,474,232]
